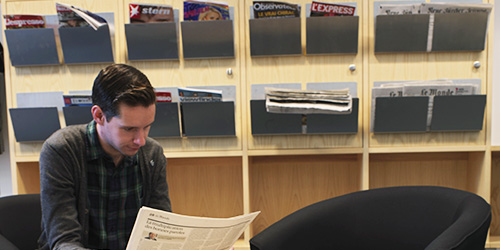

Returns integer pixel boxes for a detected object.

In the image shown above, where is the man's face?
[98,103,156,157]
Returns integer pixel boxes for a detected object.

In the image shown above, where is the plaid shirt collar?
[86,120,138,165]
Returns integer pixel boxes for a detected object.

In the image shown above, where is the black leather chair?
[250,186,491,250]
[0,194,42,250]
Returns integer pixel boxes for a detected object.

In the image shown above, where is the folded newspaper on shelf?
[265,87,352,114]
[126,206,260,250]
[371,79,478,131]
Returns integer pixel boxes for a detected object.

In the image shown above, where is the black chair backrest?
[0,194,42,250]
[250,186,491,250]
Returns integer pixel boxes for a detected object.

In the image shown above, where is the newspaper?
[126,206,260,250]
[377,4,420,15]
[419,2,493,14]
[265,87,352,114]
[371,80,478,132]
[56,3,108,30]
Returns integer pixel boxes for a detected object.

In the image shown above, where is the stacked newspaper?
[265,87,352,114]
[371,79,478,131]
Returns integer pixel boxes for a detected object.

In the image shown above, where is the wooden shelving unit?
[2,0,496,248]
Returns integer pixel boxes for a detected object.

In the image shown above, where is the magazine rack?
[5,28,60,66]
[306,98,359,134]
[306,16,359,55]
[431,12,488,52]
[125,22,179,61]
[250,100,303,135]
[250,99,359,135]
[180,20,234,59]
[62,106,93,126]
[430,95,486,131]
[374,14,430,53]
[149,102,181,138]
[375,12,489,53]
[180,101,235,137]
[9,107,61,142]
[373,96,429,133]
[59,25,114,64]
[249,17,302,56]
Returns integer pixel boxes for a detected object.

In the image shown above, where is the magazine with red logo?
[310,1,355,16]
[129,3,174,23]
[4,15,46,29]
[156,92,173,102]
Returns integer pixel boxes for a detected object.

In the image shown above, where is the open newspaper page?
[126,206,260,250]
[265,87,352,114]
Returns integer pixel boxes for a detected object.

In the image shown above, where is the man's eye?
[124,127,135,132]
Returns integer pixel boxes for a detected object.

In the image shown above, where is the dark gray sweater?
[38,124,171,250]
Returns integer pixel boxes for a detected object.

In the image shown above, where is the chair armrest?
[0,233,20,250]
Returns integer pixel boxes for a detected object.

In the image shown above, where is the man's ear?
[91,105,106,125]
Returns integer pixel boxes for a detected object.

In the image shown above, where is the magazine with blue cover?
[184,0,230,21]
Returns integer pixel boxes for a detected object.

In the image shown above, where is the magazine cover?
[253,1,300,19]
[178,87,222,102]
[63,95,93,107]
[129,3,174,23]
[184,0,230,21]
[4,15,46,29]
[310,1,355,17]
[56,3,107,29]
[56,3,90,28]
[155,91,173,102]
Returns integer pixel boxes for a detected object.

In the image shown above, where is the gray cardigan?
[38,124,171,250]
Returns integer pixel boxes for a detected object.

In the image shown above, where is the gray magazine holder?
[180,101,235,137]
[125,23,179,60]
[431,12,489,52]
[181,20,234,59]
[63,106,93,126]
[249,17,302,56]
[5,28,60,66]
[375,14,430,53]
[374,96,429,133]
[430,95,486,131]
[9,107,61,142]
[250,100,303,135]
[306,16,359,55]
[306,98,359,134]
[149,102,181,138]
[59,25,114,64]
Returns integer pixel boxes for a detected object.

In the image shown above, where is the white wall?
[492,5,500,145]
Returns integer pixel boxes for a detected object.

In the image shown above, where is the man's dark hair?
[92,64,156,121]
